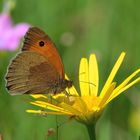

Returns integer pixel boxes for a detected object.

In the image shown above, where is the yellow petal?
[98,82,116,108]
[73,97,87,113]
[65,74,79,96]
[109,69,140,100]
[31,94,48,99]
[59,102,82,115]
[65,86,79,96]
[89,54,99,96]
[100,52,125,97]
[26,109,44,114]
[79,58,89,96]
[26,109,72,115]
[108,77,140,102]
[30,101,71,114]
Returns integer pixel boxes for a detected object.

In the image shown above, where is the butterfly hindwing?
[6,51,60,95]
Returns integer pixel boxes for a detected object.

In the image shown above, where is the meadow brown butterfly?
[5,27,72,95]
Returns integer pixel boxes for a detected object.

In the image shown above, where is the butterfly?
[5,27,72,95]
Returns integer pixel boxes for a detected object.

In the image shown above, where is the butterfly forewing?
[22,27,65,78]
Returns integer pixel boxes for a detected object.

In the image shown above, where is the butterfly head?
[64,79,73,88]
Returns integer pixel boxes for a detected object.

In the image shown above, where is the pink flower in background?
[0,13,30,51]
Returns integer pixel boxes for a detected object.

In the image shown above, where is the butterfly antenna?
[79,81,96,87]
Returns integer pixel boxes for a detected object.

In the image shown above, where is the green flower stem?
[86,124,96,140]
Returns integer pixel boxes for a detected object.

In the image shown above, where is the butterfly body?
[5,27,72,95]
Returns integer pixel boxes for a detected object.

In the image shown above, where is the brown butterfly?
[5,27,72,95]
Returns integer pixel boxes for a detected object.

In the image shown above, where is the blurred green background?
[0,0,140,140]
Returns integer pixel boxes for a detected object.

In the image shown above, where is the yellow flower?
[26,52,140,125]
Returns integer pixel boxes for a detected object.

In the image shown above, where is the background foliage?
[0,0,140,140]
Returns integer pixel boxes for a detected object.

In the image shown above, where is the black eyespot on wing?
[22,27,46,51]
[39,41,45,47]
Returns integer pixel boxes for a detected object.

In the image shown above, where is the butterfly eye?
[39,41,45,47]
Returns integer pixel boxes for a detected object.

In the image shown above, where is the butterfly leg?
[63,90,70,96]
